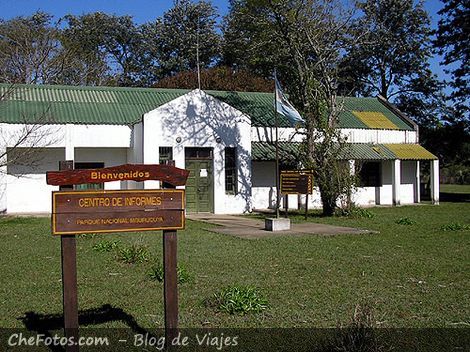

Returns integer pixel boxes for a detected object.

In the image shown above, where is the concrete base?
[265,217,291,231]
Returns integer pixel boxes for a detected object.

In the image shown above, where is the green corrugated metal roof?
[341,97,412,130]
[339,143,396,160]
[252,142,396,161]
[252,142,435,161]
[251,141,303,161]
[0,84,190,125]
[0,83,415,130]
[384,144,437,160]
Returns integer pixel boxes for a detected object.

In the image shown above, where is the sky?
[0,0,449,83]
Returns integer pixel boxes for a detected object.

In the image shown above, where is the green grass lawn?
[0,203,469,330]
[441,184,470,194]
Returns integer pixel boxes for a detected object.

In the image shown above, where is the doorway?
[185,148,214,213]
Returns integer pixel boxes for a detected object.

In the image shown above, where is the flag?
[274,74,305,126]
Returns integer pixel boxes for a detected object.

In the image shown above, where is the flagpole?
[274,71,280,219]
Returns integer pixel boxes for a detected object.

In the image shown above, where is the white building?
[0,84,439,214]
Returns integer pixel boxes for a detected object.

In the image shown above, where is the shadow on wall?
[158,91,252,212]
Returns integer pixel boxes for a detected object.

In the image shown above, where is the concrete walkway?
[187,214,375,239]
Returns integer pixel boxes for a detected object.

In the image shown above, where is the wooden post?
[305,193,309,220]
[162,160,178,346]
[284,194,288,218]
[59,160,79,352]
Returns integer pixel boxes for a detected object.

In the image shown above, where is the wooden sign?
[52,189,185,235]
[280,170,314,195]
[47,163,189,187]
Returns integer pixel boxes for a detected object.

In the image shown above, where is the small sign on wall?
[200,168,208,177]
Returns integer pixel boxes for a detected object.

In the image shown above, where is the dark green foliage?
[92,240,120,252]
[116,242,149,264]
[395,217,416,226]
[434,0,470,118]
[141,0,220,82]
[337,206,375,219]
[63,12,144,86]
[208,285,269,315]
[339,0,447,132]
[148,262,192,284]
[78,233,97,239]
[441,223,470,231]
[0,12,68,84]
[342,0,436,99]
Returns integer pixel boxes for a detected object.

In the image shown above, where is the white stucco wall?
[5,147,129,213]
[341,129,418,144]
[251,159,420,209]
[6,148,64,213]
[142,89,252,214]
[251,126,417,144]
[400,161,418,204]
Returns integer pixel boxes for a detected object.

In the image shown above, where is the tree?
[63,12,145,86]
[338,0,450,137]
[155,66,273,91]
[141,0,221,82]
[434,0,469,120]
[341,0,436,98]
[225,0,358,216]
[0,12,71,84]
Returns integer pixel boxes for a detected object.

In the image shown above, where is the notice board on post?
[280,170,314,195]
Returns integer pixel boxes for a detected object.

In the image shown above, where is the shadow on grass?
[440,192,470,203]
[19,304,152,352]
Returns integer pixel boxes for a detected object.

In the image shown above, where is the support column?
[0,146,7,213]
[65,124,75,161]
[415,160,421,203]
[430,159,439,205]
[392,159,401,206]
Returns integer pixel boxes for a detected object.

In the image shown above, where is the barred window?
[225,147,237,194]
[159,147,173,164]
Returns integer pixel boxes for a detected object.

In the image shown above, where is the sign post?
[59,161,79,352]
[162,161,178,344]
[47,163,189,351]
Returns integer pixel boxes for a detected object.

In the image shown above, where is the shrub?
[92,240,120,252]
[78,233,97,239]
[117,243,149,264]
[441,223,470,231]
[148,262,192,284]
[334,303,384,352]
[351,208,375,219]
[336,205,375,218]
[395,217,415,225]
[208,285,269,315]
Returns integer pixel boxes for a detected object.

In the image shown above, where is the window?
[359,162,382,187]
[225,147,237,194]
[159,147,173,164]
[74,162,105,190]
[185,147,213,159]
